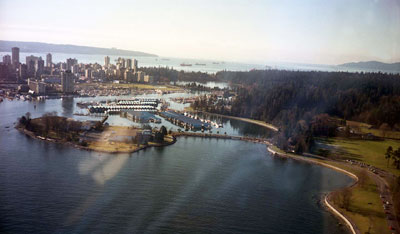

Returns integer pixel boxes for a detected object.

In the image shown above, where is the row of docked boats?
[183,112,223,128]
[88,98,160,114]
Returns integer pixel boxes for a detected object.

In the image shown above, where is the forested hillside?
[212,70,400,152]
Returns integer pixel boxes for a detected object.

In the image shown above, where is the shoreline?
[267,147,359,234]
[191,111,279,132]
[172,129,361,234]
[17,120,360,233]
[16,126,177,154]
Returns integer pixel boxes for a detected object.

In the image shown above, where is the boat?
[195,63,206,66]
[212,62,219,64]
[180,63,192,66]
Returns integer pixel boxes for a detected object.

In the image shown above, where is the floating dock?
[160,110,211,130]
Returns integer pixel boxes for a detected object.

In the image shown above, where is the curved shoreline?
[173,131,360,233]
[17,122,359,233]
[193,111,279,132]
[267,147,359,234]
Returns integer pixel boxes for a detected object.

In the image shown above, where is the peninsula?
[16,113,174,153]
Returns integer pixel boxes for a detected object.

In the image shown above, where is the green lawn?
[318,138,400,176]
[331,170,390,234]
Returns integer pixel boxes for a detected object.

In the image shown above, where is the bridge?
[171,131,272,146]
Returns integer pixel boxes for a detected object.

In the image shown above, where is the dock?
[160,110,211,130]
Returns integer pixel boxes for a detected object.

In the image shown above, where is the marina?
[160,110,211,130]
[120,110,161,123]
[88,98,160,114]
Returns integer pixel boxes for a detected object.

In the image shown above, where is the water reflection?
[0,98,352,233]
[92,154,130,185]
[61,97,74,117]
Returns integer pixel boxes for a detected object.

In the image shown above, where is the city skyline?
[0,0,399,65]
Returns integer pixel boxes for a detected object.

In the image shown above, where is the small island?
[16,112,175,153]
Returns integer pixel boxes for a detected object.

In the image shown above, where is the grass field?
[318,138,400,176]
[268,147,390,234]
[331,167,390,234]
[86,126,175,153]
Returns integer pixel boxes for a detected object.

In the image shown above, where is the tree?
[25,112,31,121]
[341,187,353,210]
[330,187,352,211]
[358,170,368,188]
[393,148,400,169]
[154,131,164,143]
[93,121,103,131]
[385,146,393,168]
[160,125,167,136]
[18,115,27,126]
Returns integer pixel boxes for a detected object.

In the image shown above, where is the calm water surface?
[0,99,353,233]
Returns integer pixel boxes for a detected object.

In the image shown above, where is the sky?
[0,0,399,65]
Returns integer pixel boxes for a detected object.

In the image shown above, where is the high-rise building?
[2,55,11,65]
[26,55,40,77]
[126,59,132,69]
[61,70,75,93]
[60,62,67,70]
[133,59,138,71]
[66,58,78,70]
[124,70,135,82]
[11,47,20,67]
[46,53,52,68]
[136,71,144,83]
[144,75,154,83]
[35,58,44,77]
[105,56,110,67]
[85,69,92,79]
[19,64,27,80]
[28,78,46,94]
[71,64,79,74]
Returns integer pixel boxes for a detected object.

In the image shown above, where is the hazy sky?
[0,0,399,64]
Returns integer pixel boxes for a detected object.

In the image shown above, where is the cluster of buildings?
[0,47,155,97]
[104,56,154,83]
[0,47,74,96]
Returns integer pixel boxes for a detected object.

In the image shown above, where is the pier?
[171,131,270,145]
[160,110,211,130]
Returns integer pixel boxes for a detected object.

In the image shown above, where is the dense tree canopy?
[216,70,400,130]
[193,70,400,152]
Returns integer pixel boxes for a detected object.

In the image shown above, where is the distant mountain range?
[0,40,157,57]
[338,61,400,72]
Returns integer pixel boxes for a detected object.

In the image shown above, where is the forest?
[196,70,400,153]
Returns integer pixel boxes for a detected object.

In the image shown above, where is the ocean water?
[1,51,392,74]
[0,98,353,234]
[0,52,266,73]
